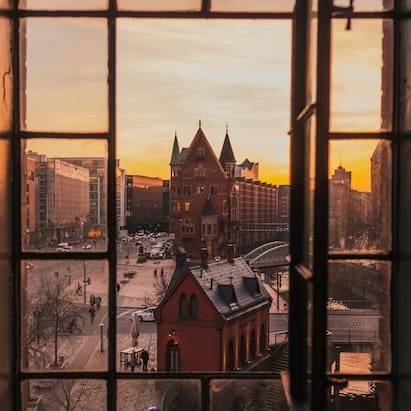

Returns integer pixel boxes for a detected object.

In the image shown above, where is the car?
[82,244,91,250]
[133,307,156,322]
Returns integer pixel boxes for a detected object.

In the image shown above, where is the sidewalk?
[263,282,288,314]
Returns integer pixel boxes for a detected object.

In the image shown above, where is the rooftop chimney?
[200,247,208,269]
[229,276,233,284]
[176,247,187,268]
[227,244,235,264]
[210,278,213,290]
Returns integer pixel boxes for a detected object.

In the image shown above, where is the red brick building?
[169,125,286,258]
[156,248,271,372]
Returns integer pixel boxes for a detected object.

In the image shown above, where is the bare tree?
[143,269,171,306]
[51,380,91,411]
[25,273,88,367]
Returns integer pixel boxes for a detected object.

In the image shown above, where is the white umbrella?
[130,313,140,347]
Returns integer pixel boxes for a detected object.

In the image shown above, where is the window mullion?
[107,1,117,410]
[311,0,332,409]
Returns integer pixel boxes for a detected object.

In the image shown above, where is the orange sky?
[24,17,385,192]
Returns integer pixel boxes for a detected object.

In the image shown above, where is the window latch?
[327,377,348,389]
[332,0,354,31]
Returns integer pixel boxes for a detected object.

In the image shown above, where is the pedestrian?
[89,294,96,306]
[160,267,164,277]
[129,351,136,373]
[141,348,149,372]
[76,282,82,294]
[116,283,121,293]
[89,305,96,325]
[153,268,157,278]
[96,296,102,311]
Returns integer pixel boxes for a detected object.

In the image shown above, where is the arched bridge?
[244,241,289,269]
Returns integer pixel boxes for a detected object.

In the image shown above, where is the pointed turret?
[219,128,236,169]
[170,132,181,165]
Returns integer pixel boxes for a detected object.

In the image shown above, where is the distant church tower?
[219,125,236,178]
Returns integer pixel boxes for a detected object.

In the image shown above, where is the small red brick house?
[156,247,272,372]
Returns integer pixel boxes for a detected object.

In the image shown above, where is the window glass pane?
[211,0,294,12]
[334,0,393,10]
[0,16,12,133]
[21,0,107,9]
[0,0,11,9]
[328,380,392,410]
[400,21,411,130]
[331,20,392,132]
[117,380,200,409]
[22,139,108,252]
[118,19,291,372]
[210,379,287,410]
[21,18,108,132]
[118,0,201,10]
[21,260,108,371]
[402,0,411,10]
[329,140,391,252]
[327,260,391,374]
[22,379,106,410]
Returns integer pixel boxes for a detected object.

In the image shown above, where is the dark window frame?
[9,0,407,410]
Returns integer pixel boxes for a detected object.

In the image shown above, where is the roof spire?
[225,122,229,137]
[199,119,202,129]
[170,132,181,165]
[219,127,236,168]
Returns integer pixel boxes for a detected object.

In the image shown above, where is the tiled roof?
[190,257,271,319]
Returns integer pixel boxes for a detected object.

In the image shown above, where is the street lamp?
[100,323,104,353]
[83,261,87,304]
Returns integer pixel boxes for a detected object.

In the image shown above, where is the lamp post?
[100,323,104,353]
[83,260,87,304]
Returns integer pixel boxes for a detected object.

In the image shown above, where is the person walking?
[89,294,96,306]
[129,351,137,373]
[141,348,149,372]
[96,296,102,311]
[89,305,96,325]
[153,268,157,278]
[116,283,121,293]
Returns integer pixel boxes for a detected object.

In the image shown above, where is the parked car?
[82,244,91,250]
[133,307,156,322]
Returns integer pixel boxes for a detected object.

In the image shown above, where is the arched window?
[189,294,198,319]
[249,328,256,361]
[167,340,180,371]
[227,340,235,371]
[179,293,188,319]
[239,334,246,368]
[260,323,266,353]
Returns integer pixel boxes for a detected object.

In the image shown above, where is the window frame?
[9,0,408,410]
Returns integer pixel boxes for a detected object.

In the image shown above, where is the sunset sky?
[24,15,386,192]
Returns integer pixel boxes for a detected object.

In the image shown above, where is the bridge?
[244,241,289,269]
